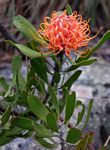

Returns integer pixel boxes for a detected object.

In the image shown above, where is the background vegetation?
[0,0,110,48]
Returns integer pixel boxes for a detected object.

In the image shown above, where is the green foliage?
[53,71,60,84]
[75,101,85,127]
[11,117,34,130]
[66,58,97,72]
[4,55,25,98]
[82,99,93,130]
[1,7,109,149]
[28,94,49,121]
[62,70,82,90]
[1,104,11,126]
[66,128,81,144]
[31,58,48,83]
[0,127,30,146]
[0,53,96,149]
[33,122,53,138]
[6,15,53,58]
[6,40,51,58]
[65,92,76,124]
[48,86,59,117]
[66,3,72,15]
[0,77,9,92]
[76,31,110,63]
[13,15,47,46]
[0,134,13,146]
[12,55,22,74]
[46,113,58,132]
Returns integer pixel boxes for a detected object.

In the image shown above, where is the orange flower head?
[39,10,99,59]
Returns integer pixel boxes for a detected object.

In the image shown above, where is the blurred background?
[0,0,110,149]
[0,0,110,61]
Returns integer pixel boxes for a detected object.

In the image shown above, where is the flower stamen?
[38,10,100,59]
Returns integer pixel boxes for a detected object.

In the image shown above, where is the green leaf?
[27,67,35,81]
[66,59,97,72]
[66,128,82,144]
[59,87,68,113]
[26,68,45,94]
[31,58,48,83]
[1,104,11,126]
[0,77,9,92]
[26,40,40,51]
[62,87,68,99]
[0,127,24,146]
[82,99,93,130]
[4,73,19,98]
[6,40,52,58]
[18,91,28,106]
[46,113,58,132]
[0,135,13,146]
[18,74,26,90]
[12,55,22,74]
[6,91,28,106]
[53,71,60,84]
[36,138,56,149]
[51,55,61,67]
[11,117,33,130]
[65,92,76,124]
[26,78,44,94]
[5,96,14,103]
[76,30,110,63]
[62,70,82,90]
[28,94,49,121]
[30,40,39,51]
[59,98,66,114]
[66,3,72,15]
[4,55,20,97]
[4,127,25,137]
[12,55,26,91]
[48,86,59,116]
[33,122,53,138]
[35,78,46,94]
[4,81,14,97]
[13,15,48,46]
[75,101,85,126]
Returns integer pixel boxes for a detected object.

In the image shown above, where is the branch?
[104,135,110,147]
[60,124,65,150]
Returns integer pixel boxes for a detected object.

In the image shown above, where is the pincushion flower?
[38,10,100,59]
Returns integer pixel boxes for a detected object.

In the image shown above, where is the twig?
[104,135,110,147]
[60,125,65,150]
